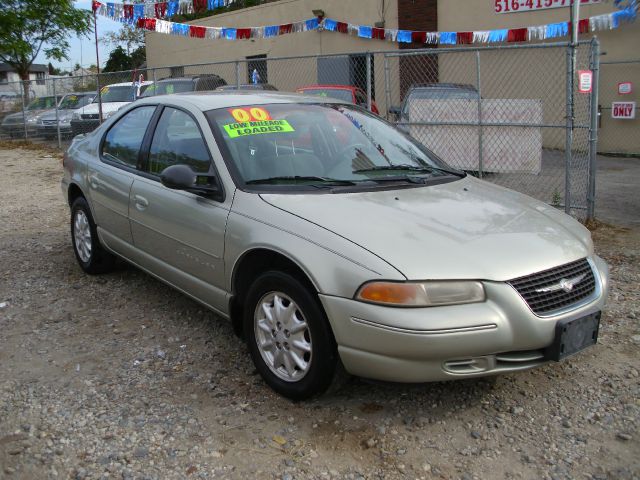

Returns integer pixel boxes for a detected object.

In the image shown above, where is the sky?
[34,0,124,71]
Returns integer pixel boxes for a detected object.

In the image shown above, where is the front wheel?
[244,271,338,400]
[70,197,115,274]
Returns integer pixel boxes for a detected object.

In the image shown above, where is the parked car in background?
[296,85,379,114]
[216,83,278,91]
[62,92,608,400]
[389,83,479,122]
[37,92,95,139]
[140,75,227,97]
[70,81,153,136]
[1,95,62,137]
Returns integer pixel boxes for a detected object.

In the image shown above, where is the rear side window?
[147,107,211,174]
[102,106,156,168]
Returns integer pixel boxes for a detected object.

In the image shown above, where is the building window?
[0,72,7,84]
[36,71,45,85]
[170,66,184,78]
[247,54,267,84]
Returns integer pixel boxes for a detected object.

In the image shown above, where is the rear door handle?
[134,195,149,210]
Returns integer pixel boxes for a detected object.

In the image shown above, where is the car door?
[88,105,157,251]
[128,106,230,313]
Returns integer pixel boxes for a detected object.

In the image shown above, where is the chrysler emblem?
[535,273,586,294]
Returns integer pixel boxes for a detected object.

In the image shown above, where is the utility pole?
[93,9,103,123]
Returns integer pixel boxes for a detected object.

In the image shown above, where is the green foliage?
[103,45,146,73]
[103,46,131,73]
[0,0,92,80]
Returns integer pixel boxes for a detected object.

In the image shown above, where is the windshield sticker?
[100,86,109,94]
[229,107,272,123]
[166,84,175,94]
[223,120,295,138]
[68,95,77,101]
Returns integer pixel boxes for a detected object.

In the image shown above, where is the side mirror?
[160,164,222,199]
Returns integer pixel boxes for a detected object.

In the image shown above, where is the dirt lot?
[0,145,638,480]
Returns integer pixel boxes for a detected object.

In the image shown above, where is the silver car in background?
[61,92,609,399]
[37,92,95,138]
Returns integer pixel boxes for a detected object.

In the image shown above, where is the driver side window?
[147,107,211,175]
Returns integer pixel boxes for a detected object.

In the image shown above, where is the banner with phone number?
[496,0,601,14]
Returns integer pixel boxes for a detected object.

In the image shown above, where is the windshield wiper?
[246,176,358,186]
[353,164,464,177]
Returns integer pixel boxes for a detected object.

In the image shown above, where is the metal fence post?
[235,60,240,88]
[53,78,62,149]
[366,52,372,112]
[384,55,391,121]
[95,72,103,125]
[475,51,484,178]
[587,38,600,221]
[564,46,573,214]
[152,68,157,96]
[20,81,28,140]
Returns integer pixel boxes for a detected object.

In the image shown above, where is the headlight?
[355,281,485,307]
[27,116,39,123]
[72,112,80,120]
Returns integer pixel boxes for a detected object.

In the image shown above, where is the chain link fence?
[598,59,640,155]
[0,40,601,219]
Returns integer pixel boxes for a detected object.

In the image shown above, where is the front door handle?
[134,194,149,210]
[89,174,99,189]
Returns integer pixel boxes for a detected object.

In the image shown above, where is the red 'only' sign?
[612,102,636,120]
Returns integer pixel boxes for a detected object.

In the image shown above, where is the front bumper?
[320,255,609,383]
[38,124,72,136]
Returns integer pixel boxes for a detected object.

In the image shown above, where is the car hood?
[40,109,74,121]
[2,110,42,123]
[259,176,592,281]
[81,102,130,114]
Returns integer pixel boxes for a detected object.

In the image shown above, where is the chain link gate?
[0,41,600,219]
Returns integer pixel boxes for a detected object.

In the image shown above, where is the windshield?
[59,94,92,109]
[207,103,461,189]
[141,81,193,97]
[26,97,57,110]
[95,85,136,103]
[299,88,354,103]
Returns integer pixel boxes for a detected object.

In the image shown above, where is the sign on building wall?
[495,0,601,14]
[611,102,636,119]
[618,82,633,95]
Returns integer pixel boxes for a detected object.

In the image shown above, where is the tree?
[103,46,131,73]
[103,45,146,73]
[102,24,145,56]
[129,46,146,70]
[0,0,92,102]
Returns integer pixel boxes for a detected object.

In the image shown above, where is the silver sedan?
[61,92,609,399]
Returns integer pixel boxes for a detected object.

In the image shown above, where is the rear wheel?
[244,271,338,400]
[70,197,115,274]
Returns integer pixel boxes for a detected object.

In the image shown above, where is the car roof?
[104,81,153,87]
[133,91,349,111]
[297,85,357,91]
[408,83,477,91]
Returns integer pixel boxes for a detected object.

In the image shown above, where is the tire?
[70,197,116,274]
[244,271,338,400]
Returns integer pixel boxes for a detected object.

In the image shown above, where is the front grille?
[508,259,596,315]
[81,113,99,120]
[41,120,56,125]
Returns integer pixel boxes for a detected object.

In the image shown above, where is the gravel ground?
[0,145,638,480]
